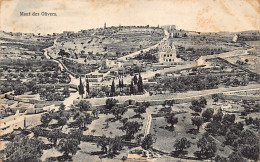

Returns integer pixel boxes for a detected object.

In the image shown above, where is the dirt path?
[144,113,152,136]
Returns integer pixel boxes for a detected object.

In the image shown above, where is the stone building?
[158,40,179,64]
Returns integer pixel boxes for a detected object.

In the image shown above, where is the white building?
[158,40,180,64]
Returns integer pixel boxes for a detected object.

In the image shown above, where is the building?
[158,40,180,64]
[0,110,25,135]
[86,71,110,82]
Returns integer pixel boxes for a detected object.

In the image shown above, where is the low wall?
[221,94,259,101]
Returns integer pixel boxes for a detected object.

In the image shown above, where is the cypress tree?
[86,78,90,95]
[133,75,138,85]
[121,78,124,88]
[119,79,122,88]
[78,77,84,98]
[111,79,116,96]
[118,79,122,92]
[138,73,143,93]
[130,80,134,95]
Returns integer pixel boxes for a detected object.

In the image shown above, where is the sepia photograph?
[0,0,259,161]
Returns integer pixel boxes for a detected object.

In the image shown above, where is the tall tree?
[133,75,138,85]
[130,80,135,95]
[78,77,84,99]
[121,78,124,88]
[118,79,122,91]
[137,73,144,93]
[86,78,90,95]
[111,79,116,96]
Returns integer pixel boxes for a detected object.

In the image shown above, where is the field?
[170,31,250,61]
[83,108,148,139]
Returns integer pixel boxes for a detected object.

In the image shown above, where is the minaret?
[104,22,106,29]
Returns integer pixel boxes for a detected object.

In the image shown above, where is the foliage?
[32,126,44,138]
[97,135,109,153]
[57,117,67,128]
[92,109,99,118]
[235,130,259,161]
[40,113,52,127]
[222,114,235,125]
[108,136,123,154]
[196,133,217,159]
[189,98,207,113]
[134,106,147,116]
[4,135,44,162]
[73,111,92,128]
[213,110,223,122]
[202,108,214,121]
[215,155,228,162]
[59,103,66,111]
[111,79,116,96]
[77,100,92,111]
[191,117,203,131]
[105,98,119,111]
[141,134,153,150]
[165,113,178,129]
[130,80,135,95]
[47,129,62,146]
[159,75,220,92]
[133,75,138,85]
[86,78,90,94]
[228,152,246,162]
[111,106,127,120]
[62,87,70,97]
[137,73,144,93]
[239,144,259,161]
[205,121,222,135]
[68,129,83,144]
[56,137,80,157]
[78,77,84,98]
[174,137,191,153]
[121,121,142,139]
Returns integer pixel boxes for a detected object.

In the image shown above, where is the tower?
[104,22,106,29]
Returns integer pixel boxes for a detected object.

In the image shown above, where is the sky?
[0,0,259,34]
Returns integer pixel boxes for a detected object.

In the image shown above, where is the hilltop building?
[158,40,180,64]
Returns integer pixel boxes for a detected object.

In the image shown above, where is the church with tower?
[158,39,180,64]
